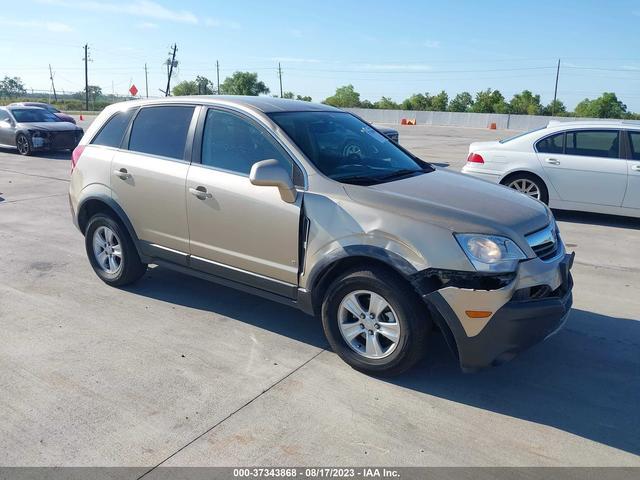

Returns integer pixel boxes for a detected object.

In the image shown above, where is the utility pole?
[144,63,149,98]
[165,43,177,97]
[278,62,283,98]
[216,60,220,94]
[552,58,560,116]
[49,64,57,102]
[83,44,90,111]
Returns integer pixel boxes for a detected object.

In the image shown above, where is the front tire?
[84,214,147,286]
[16,134,32,156]
[321,266,431,376]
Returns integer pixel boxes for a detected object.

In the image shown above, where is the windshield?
[11,108,60,123]
[268,111,431,184]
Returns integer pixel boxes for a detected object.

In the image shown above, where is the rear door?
[186,107,302,290]
[111,105,197,256]
[623,130,640,210]
[538,129,627,206]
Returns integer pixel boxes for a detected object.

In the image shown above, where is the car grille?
[526,223,560,261]
[50,131,80,150]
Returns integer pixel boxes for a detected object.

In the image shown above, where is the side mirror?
[250,159,297,203]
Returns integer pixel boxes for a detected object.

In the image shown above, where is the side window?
[201,109,292,176]
[565,130,620,159]
[536,133,564,154]
[128,106,195,160]
[91,109,136,148]
[628,132,640,160]
[0,110,10,122]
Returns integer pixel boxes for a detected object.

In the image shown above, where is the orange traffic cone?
[80,114,84,121]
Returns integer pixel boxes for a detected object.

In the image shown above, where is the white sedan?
[461,120,640,218]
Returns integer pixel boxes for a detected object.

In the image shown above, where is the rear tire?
[501,172,549,204]
[84,214,147,287]
[321,266,431,376]
[16,134,32,156]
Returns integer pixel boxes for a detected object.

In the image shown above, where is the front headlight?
[455,233,526,273]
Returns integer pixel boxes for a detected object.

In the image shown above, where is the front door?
[538,129,627,206]
[623,131,640,211]
[110,105,196,254]
[186,108,301,290]
[0,110,15,146]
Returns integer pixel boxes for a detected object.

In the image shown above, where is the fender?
[76,192,150,263]
[304,244,419,293]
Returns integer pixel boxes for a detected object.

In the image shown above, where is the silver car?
[69,97,574,375]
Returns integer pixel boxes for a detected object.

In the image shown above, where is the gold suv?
[69,97,574,375]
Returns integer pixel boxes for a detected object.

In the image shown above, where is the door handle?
[189,186,213,199]
[113,168,131,179]
[545,158,560,165]
[632,165,640,172]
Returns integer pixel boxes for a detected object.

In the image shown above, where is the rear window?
[499,126,545,144]
[92,109,136,148]
[565,130,619,158]
[536,133,564,154]
[128,106,195,160]
[629,131,640,160]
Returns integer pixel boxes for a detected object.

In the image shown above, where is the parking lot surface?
[0,123,638,468]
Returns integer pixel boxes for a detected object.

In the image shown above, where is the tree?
[430,90,449,111]
[281,91,311,101]
[401,93,431,111]
[574,92,627,119]
[219,72,269,96]
[87,85,102,104]
[374,96,399,109]
[448,92,473,112]
[509,90,542,115]
[172,80,199,96]
[542,99,567,116]
[471,88,509,113]
[0,76,26,98]
[323,84,361,107]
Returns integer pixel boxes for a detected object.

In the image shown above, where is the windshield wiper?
[374,169,426,182]
[333,174,379,185]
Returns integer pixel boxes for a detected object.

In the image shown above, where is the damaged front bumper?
[30,130,83,151]
[415,251,574,372]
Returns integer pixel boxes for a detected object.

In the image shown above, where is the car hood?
[343,167,550,245]
[19,122,81,131]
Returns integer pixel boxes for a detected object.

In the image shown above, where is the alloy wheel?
[338,290,401,359]
[92,226,123,275]
[16,136,29,155]
[508,178,541,200]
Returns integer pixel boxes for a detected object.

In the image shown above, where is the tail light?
[71,145,86,172]
[467,152,484,164]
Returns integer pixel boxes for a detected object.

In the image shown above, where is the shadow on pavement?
[127,266,328,350]
[129,267,640,456]
[393,309,640,456]
[554,209,640,230]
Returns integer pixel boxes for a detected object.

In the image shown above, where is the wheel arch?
[77,195,148,261]
[305,246,419,316]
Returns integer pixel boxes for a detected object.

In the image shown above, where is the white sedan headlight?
[455,234,526,273]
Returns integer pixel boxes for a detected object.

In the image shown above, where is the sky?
[2,0,640,111]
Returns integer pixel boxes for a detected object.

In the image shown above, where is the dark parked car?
[9,102,76,124]
[0,106,84,156]
[377,126,399,142]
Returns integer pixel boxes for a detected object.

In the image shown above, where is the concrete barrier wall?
[345,108,602,131]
